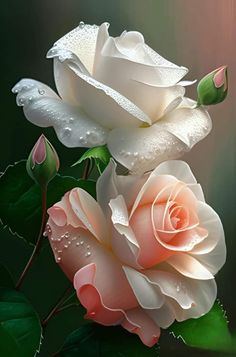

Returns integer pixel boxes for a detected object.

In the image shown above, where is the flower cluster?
[13,22,227,347]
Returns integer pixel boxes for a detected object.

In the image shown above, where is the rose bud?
[26,134,60,187]
[197,66,228,106]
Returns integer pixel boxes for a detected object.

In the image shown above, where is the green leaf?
[0,287,42,357]
[73,146,112,174]
[0,324,22,357]
[0,161,96,244]
[170,301,235,353]
[0,264,14,288]
[59,323,159,357]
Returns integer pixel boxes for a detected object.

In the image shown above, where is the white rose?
[12,22,211,174]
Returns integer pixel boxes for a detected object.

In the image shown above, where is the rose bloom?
[46,160,226,346]
[13,22,211,174]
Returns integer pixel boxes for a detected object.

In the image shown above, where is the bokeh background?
[1,0,235,356]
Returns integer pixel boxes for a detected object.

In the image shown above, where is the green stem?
[16,186,48,289]
[42,287,72,328]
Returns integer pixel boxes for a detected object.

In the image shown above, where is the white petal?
[49,51,151,128]
[159,106,212,149]
[123,267,164,309]
[143,44,188,85]
[107,125,186,174]
[167,253,214,280]
[93,22,110,74]
[12,79,108,148]
[108,106,211,174]
[95,49,185,121]
[50,22,100,75]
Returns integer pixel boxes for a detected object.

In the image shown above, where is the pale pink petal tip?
[47,206,67,226]
[32,134,46,164]
[213,66,227,90]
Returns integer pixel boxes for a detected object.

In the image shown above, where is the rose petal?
[96,159,147,214]
[190,202,226,274]
[50,23,100,75]
[166,253,214,280]
[109,195,141,268]
[144,269,197,309]
[69,188,108,244]
[145,303,176,329]
[122,307,160,347]
[48,48,152,129]
[12,79,108,148]
[107,106,211,174]
[192,201,225,255]
[74,263,124,325]
[123,267,165,309]
[94,37,185,121]
[164,278,217,321]
[152,160,197,184]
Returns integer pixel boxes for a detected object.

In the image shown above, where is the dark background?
[1,1,235,356]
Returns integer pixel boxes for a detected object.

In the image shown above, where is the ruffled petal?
[144,269,200,309]
[123,267,164,309]
[68,188,108,244]
[122,307,160,347]
[164,278,217,321]
[166,253,214,280]
[48,48,152,128]
[109,195,141,268]
[94,36,185,121]
[145,303,175,329]
[12,79,108,148]
[107,105,211,174]
[96,159,147,214]
[190,202,226,274]
[152,160,197,184]
[50,22,100,75]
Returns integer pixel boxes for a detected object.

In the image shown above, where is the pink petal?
[122,308,160,347]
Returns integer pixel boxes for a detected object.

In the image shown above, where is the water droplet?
[38,89,45,95]
[85,252,91,257]
[19,98,24,106]
[64,232,70,238]
[79,21,85,28]
[80,241,84,245]
[68,241,71,245]
[86,245,90,249]
[62,127,72,137]
[64,244,68,248]
[56,257,61,263]
[89,311,96,316]
[58,250,62,253]
[43,231,48,237]
[76,242,80,246]
[72,237,77,241]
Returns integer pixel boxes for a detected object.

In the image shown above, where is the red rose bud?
[197,65,228,105]
[27,134,60,187]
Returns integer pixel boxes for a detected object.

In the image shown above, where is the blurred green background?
[1,0,235,356]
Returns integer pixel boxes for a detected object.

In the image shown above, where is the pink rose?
[47,160,226,347]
